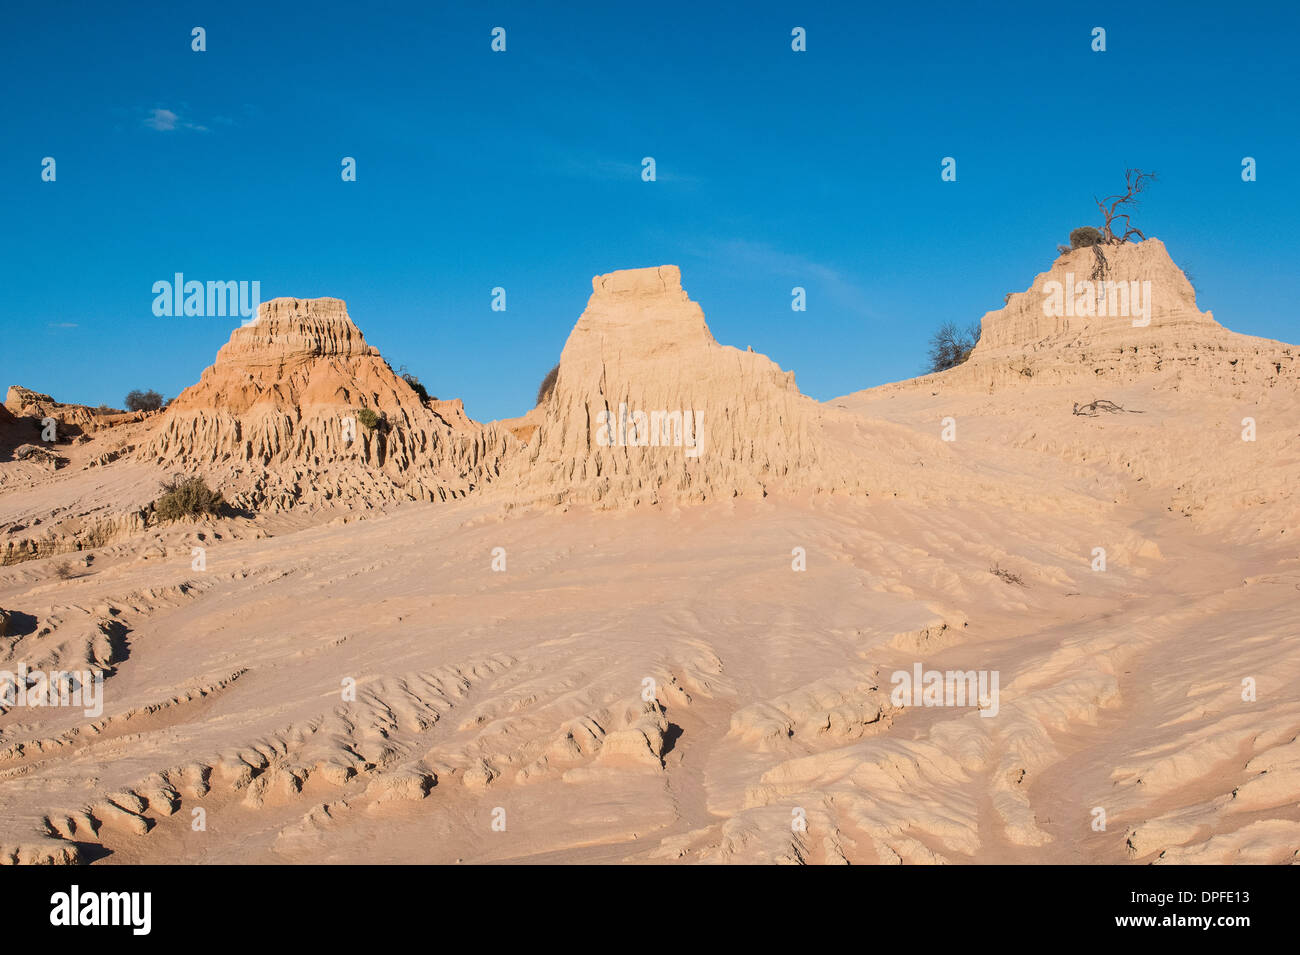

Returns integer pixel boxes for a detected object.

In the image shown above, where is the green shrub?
[154,476,224,523]
[125,389,166,412]
[1069,226,1103,249]
[356,407,381,431]
[536,363,560,405]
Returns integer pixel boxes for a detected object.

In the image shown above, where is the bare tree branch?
[1071,399,1144,416]
[1094,169,1157,243]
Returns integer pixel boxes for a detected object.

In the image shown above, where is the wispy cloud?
[703,239,881,320]
[144,107,208,132]
[47,322,79,328]
[144,108,178,131]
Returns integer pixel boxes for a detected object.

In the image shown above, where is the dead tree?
[926,321,981,374]
[1072,399,1144,416]
[1095,169,1157,244]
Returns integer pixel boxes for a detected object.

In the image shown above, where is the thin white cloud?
[705,239,881,320]
[144,107,208,132]
[47,322,79,328]
[145,108,178,130]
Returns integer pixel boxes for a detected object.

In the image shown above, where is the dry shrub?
[154,476,225,523]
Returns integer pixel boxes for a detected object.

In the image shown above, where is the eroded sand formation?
[503,264,874,506]
[145,297,515,511]
[1,241,1297,864]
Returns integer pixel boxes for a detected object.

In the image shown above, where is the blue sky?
[2,1,1296,422]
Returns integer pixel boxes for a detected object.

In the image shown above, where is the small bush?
[355,407,382,432]
[536,363,560,405]
[154,476,225,523]
[398,368,430,403]
[125,389,166,412]
[926,322,981,374]
[1069,227,1103,250]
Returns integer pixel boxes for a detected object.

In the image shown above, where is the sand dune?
[1,240,1297,864]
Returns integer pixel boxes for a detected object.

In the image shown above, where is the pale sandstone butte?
[144,297,514,511]
[846,236,1300,535]
[907,238,1296,391]
[500,265,871,506]
[979,238,1217,351]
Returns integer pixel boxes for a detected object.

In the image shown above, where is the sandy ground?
[3,373,1297,864]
